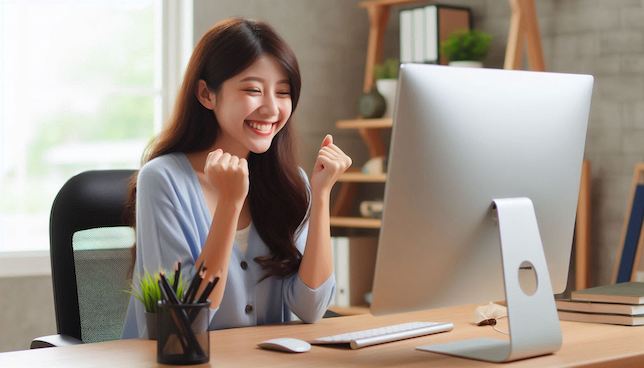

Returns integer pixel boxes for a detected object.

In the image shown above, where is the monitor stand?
[417,197,562,362]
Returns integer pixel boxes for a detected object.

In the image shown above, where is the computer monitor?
[370,64,593,362]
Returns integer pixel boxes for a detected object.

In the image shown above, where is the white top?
[235,224,251,256]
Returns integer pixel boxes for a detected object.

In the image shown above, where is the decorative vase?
[360,200,384,219]
[362,156,386,175]
[376,79,398,118]
[357,86,386,118]
[448,61,483,68]
[145,311,157,340]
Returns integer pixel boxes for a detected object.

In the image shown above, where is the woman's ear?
[196,79,216,110]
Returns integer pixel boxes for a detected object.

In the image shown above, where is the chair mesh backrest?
[72,226,134,343]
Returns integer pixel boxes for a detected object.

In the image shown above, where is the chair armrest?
[30,334,82,349]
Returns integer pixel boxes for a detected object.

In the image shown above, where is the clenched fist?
[310,134,352,195]
[204,149,249,205]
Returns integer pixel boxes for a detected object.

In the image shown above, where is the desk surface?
[3,303,644,367]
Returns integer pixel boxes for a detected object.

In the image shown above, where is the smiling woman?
[122,17,352,339]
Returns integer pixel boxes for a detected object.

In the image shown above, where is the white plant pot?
[448,61,483,68]
[376,79,397,118]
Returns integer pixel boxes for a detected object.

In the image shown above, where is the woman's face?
[208,55,293,156]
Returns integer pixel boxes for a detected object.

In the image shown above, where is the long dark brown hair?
[126,18,309,278]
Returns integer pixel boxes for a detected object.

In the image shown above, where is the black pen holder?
[157,301,210,365]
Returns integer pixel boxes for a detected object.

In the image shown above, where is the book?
[412,8,425,63]
[571,282,644,304]
[422,5,471,64]
[615,184,644,283]
[556,299,644,316]
[424,5,437,63]
[399,10,413,63]
[332,237,350,307]
[558,311,644,326]
[399,5,471,65]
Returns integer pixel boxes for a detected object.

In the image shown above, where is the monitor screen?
[371,64,593,316]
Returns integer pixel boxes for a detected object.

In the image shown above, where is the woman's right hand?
[204,149,249,206]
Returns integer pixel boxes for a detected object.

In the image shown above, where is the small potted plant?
[130,270,186,339]
[441,30,492,68]
[374,58,400,118]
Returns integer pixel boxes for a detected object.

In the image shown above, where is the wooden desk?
[3,304,644,367]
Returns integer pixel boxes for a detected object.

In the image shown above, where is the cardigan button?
[240,261,248,270]
[245,304,253,314]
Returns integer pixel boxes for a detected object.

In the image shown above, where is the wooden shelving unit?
[330,1,405,227]
[329,0,580,314]
[329,1,412,315]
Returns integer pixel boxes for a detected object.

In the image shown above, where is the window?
[0,0,191,255]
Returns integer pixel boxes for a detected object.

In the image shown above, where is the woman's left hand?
[310,134,352,195]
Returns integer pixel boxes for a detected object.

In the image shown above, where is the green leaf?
[441,30,492,62]
[374,58,400,80]
[126,267,188,313]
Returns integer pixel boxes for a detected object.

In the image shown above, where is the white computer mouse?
[258,337,311,353]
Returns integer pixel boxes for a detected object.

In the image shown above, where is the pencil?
[189,270,207,304]
[159,273,204,357]
[158,279,168,303]
[158,278,190,352]
[182,271,199,304]
[188,276,219,322]
[159,272,180,304]
[196,276,219,304]
[182,262,205,304]
[172,261,182,293]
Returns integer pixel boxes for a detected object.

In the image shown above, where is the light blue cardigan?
[122,153,335,339]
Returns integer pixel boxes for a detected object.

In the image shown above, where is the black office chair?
[31,170,136,348]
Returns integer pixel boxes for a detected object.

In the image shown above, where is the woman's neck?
[211,133,250,159]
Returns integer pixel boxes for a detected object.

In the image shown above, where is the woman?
[122,17,351,338]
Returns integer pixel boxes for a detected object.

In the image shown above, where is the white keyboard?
[310,321,454,349]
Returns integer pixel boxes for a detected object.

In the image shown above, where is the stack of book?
[557,282,644,326]
[399,5,471,64]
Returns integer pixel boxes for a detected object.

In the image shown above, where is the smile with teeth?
[245,120,275,134]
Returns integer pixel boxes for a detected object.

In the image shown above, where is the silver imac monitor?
[370,64,593,362]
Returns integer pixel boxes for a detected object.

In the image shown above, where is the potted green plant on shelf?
[441,30,492,68]
[374,58,400,118]
[130,270,186,340]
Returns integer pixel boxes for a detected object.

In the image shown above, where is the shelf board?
[336,118,392,129]
[330,216,382,229]
[337,173,387,183]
